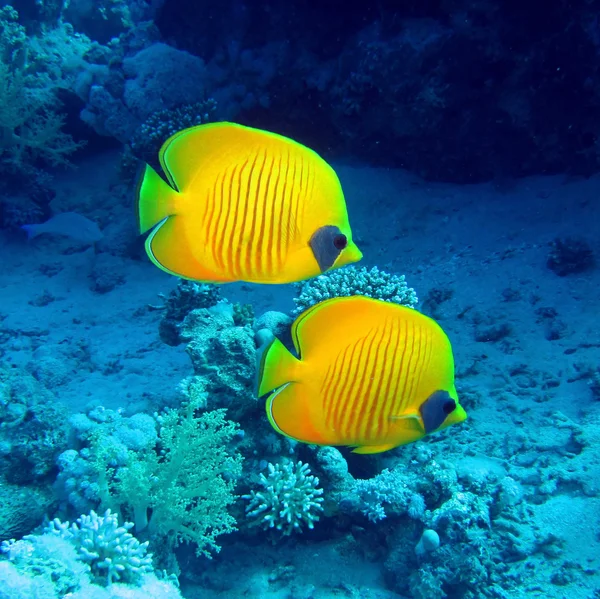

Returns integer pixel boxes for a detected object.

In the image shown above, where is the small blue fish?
[22,212,103,244]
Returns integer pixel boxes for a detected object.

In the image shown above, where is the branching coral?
[129,99,217,163]
[1,525,182,598]
[0,6,85,170]
[243,461,324,536]
[45,509,153,586]
[341,467,427,523]
[293,266,418,314]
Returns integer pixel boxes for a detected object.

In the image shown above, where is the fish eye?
[443,400,456,415]
[333,234,347,250]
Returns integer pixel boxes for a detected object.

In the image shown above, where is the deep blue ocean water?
[0,2,599,598]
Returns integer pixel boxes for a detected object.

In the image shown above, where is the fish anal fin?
[146,216,233,283]
[266,380,325,445]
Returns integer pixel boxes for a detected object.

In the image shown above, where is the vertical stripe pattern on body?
[321,342,353,431]
[340,327,379,439]
[318,316,436,444]
[332,334,367,435]
[243,151,263,276]
[202,147,311,280]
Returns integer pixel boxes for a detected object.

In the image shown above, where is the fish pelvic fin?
[257,337,300,397]
[352,443,398,455]
[136,164,180,235]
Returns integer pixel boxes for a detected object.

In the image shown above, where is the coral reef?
[0,364,69,484]
[178,305,258,421]
[0,525,182,598]
[0,7,85,172]
[151,280,222,346]
[79,42,211,145]
[0,480,55,542]
[3,0,600,189]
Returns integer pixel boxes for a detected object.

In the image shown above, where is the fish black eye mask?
[309,225,348,272]
[419,390,456,433]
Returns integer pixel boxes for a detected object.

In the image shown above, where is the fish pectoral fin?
[352,443,398,455]
[389,413,425,433]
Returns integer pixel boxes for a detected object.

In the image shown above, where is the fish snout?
[336,241,363,268]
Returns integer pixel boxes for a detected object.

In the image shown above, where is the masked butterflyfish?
[257,296,467,454]
[136,122,362,284]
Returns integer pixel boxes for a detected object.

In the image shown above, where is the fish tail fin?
[257,337,300,397]
[21,224,39,240]
[136,164,180,234]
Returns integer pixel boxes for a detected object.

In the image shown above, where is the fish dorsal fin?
[289,295,358,356]
[159,122,310,193]
[158,122,240,191]
[289,300,325,356]
[291,295,400,357]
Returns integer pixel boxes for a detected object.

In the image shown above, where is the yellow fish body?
[257,296,467,454]
[136,122,362,284]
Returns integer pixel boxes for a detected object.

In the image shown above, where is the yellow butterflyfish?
[136,122,362,284]
[257,296,467,454]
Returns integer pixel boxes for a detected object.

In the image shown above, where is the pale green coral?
[0,5,26,66]
[105,406,243,558]
[57,402,243,559]
[293,265,418,314]
[0,7,85,169]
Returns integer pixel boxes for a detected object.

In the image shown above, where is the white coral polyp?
[244,461,324,536]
